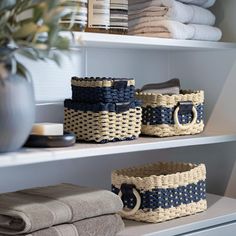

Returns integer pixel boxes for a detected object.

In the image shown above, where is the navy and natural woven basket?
[112,162,207,223]
[136,90,204,137]
[71,77,135,103]
[64,99,142,143]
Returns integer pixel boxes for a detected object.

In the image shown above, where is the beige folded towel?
[26,214,124,236]
[129,20,194,39]
[129,6,168,20]
[0,184,123,235]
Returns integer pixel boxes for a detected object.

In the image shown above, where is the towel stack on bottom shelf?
[0,184,124,236]
[129,0,222,41]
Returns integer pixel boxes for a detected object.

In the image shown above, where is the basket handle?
[116,102,130,113]
[113,81,128,89]
[118,184,141,216]
[174,102,198,130]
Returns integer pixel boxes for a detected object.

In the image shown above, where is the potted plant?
[0,0,72,152]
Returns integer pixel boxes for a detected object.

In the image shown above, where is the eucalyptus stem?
[0,0,74,79]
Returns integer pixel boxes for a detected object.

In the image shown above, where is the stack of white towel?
[129,0,222,41]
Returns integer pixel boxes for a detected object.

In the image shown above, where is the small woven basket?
[71,77,135,103]
[64,99,142,143]
[136,90,204,137]
[112,162,207,223]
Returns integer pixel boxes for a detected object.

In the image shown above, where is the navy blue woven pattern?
[142,104,204,125]
[112,180,206,210]
[64,99,141,113]
[72,86,135,103]
[72,77,135,103]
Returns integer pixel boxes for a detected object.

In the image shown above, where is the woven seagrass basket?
[136,90,204,137]
[71,77,135,103]
[64,99,142,143]
[112,162,207,223]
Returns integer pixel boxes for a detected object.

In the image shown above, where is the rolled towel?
[140,78,180,94]
[129,0,216,25]
[25,215,124,236]
[177,0,216,8]
[189,24,222,41]
[129,20,222,41]
[0,184,123,235]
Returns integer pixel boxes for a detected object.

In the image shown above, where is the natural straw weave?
[112,162,207,223]
[72,77,135,88]
[136,90,204,137]
[64,101,142,143]
[136,90,204,108]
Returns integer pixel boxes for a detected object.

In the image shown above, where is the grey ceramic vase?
[0,72,35,153]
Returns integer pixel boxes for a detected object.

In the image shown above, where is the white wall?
[212,0,236,42]
[25,49,84,103]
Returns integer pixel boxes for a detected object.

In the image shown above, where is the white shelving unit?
[1,1,236,235]
[0,132,236,168]
[119,194,236,236]
[71,32,236,50]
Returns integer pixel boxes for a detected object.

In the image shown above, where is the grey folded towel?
[0,184,123,235]
[25,214,124,236]
[140,78,180,94]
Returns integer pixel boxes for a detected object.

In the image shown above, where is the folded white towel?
[177,0,216,8]
[129,0,216,25]
[129,20,222,41]
[189,23,222,41]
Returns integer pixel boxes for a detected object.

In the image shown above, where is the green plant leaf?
[0,0,73,72]
[53,36,70,50]
[50,51,62,66]
[16,60,32,81]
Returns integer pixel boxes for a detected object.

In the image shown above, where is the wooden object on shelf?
[24,132,76,148]
[60,0,88,31]
[87,0,110,33]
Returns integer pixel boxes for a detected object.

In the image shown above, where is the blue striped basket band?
[64,99,141,113]
[72,85,135,103]
[112,180,206,210]
[142,104,204,125]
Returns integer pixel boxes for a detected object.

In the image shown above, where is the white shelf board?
[70,32,236,51]
[118,194,236,236]
[0,131,236,168]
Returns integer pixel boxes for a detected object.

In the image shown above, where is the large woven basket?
[71,77,135,103]
[64,99,142,143]
[136,90,204,137]
[112,162,207,223]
